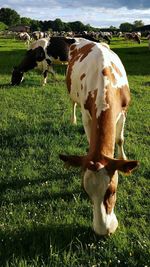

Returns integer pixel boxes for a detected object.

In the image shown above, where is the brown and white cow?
[46,37,139,235]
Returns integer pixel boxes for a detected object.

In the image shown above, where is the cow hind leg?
[115,111,127,160]
[72,102,77,125]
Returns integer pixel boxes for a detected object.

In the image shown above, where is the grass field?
[0,37,149,267]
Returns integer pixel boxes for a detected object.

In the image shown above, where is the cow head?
[11,67,24,86]
[60,154,138,235]
[11,46,46,86]
[46,37,75,62]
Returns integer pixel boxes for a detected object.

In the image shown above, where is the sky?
[1,0,150,28]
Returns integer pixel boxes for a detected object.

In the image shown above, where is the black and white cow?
[32,31,49,40]
[124,33,141,44]
[11,37,72,86]
[98,31,111,44]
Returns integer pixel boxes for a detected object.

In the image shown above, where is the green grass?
[0,38,150,267]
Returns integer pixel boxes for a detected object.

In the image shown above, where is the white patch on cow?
[21,76,24,83]
[29,38,57,85]
[84,169,118,235]
[93,202,118,235]
[116,111,127,159]
[29,38,49,51]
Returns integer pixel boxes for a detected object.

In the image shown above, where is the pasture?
[0,37,149,266]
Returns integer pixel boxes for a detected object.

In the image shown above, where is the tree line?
[0,7,144,32]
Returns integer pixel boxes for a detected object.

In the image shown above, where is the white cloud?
[1,1,150,27]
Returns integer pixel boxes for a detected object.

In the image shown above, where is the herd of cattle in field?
[10,29,150,87]
[2,29,150,49]
[9,33,141,235]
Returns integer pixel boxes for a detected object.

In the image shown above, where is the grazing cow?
[124,33,141,44]
[74,32,100,43]
[136,32,141,38]
[11,38,56,86]
[46,37,139,235]
[18,32,31,48]
[98,31,111,44]
[117,31,123,37]
[11,37,72,86]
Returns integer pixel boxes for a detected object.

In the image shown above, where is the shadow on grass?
[0,73,66,89]
[142,81,150,87]
[0,223,105,266]
[0,176,83,206]
[0,83,12,89]
[111,46,150,76]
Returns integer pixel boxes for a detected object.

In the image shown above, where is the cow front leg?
[48,65,58,81]
[43,70,48,86]
[115,111,127,159]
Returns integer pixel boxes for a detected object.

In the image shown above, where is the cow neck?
[86,89,116,161]
[89,108,116,161]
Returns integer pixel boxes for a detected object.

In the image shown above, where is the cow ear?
[59,154,105,171]
[65,38,76,45]
[114,160,139,174]
[105,157,139,174]
[59,154,85,168]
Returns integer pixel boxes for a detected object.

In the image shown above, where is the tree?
[0,21,8,30]
[64,24,72,32]
[30,19,41,31]
[109,25,118,31]
[119,22,134,32]
[68,21,85,32]
[0,8,20,26]
[53,18,65,31]
[133,20,144,29]
[85,24,92,32]
[21,17,32,26]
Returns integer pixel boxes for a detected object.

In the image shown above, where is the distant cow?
[117,31,123,37]
[124,32,141,44]
[45,37,139,235]
[18,32,31,48]
[98,31,111,44]
[32,31,49,40]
